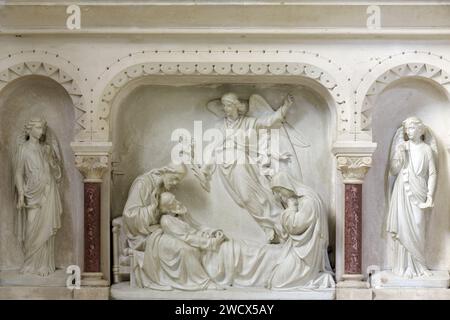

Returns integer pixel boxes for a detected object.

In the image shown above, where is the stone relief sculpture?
[122,162,188,252]
[13,118,63,276]
[121,166,334,290]
[118,92,334,291]
[196,92,309,244]
[202,171,334,290]
[133,191,226,290]
[386,117,437,278]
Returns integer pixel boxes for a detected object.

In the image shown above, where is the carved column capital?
[75,155,109,182]
[337,156,372,184]
[71,142,112,183]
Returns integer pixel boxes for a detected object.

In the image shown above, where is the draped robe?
[387,141,436,277]
[206,109,288,243]
[123,171,215,290]
[15,141,62,276]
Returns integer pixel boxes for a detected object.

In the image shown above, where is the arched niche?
[109,75,338,262]
[0,75,83,281]
[363,77,450,274]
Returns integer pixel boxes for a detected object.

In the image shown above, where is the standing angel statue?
[386,117,437,278]
[13,118,63,276]
[194,92,309,243]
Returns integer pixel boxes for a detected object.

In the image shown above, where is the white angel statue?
[13,118,63,276]
[194,92,309,243]
[386,116,437,278]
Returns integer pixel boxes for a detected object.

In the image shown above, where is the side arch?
[354,51,450,139]
[0,51,90,141]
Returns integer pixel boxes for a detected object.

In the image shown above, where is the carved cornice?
[337,156,372,184]
[75,155,109,182]
[2,3,450,36]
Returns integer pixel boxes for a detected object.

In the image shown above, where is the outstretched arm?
[255,94,293,129]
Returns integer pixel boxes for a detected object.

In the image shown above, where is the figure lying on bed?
[126,169,334,290]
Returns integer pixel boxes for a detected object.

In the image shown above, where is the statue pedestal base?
[0,286,109,300]
[81,272,109,287]
[371,270,450,289]
[0,268,66,287]
[110,282,335,300]
[0,269,109,299]
[373,288,450,300]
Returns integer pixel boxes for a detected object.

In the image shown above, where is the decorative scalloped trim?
[0,51,89,140]
[355,51,450,133]
[360,63,449,131]
[95,61,347,141]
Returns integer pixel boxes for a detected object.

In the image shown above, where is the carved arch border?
[354,51,450,138]
[0,50,90,141]
[94,60,349,142]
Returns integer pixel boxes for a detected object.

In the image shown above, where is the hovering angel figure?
[386,117,437,278]
[193,92,309,243]
[13,118,63,276]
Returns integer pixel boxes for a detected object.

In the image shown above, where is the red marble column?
[344,183,362,275]
[84,182,102,272]
[336,155,372,287]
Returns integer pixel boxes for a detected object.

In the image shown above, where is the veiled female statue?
[386,117,437,278]
[268,171,334,289]
[201,171,334,289]
[13,118,63,276]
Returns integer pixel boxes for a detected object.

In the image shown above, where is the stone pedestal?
[110,283,335,300]
[371,270,450,289]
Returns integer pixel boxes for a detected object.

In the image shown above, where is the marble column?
[336,155,372,288]
[73,148,111,286]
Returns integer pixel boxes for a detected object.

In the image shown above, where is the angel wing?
[249,94,309,180]
[424,126,439,170]
[43,127,63,183]
[388,127,405,169]
[11,130,28,246]
[248,94,274,118]
[206,99,225,118]
[12,130,27,178]
[45,127,62,164]
[249,94,310,148]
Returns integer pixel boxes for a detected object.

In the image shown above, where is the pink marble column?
[344,183,362,275]
[337,155,372,287]
[84,182,102,273]
[74,152,110,286]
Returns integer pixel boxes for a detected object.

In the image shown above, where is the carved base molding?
[0,285,109,300]
[337,274,370,289]
[81,272,109,288]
